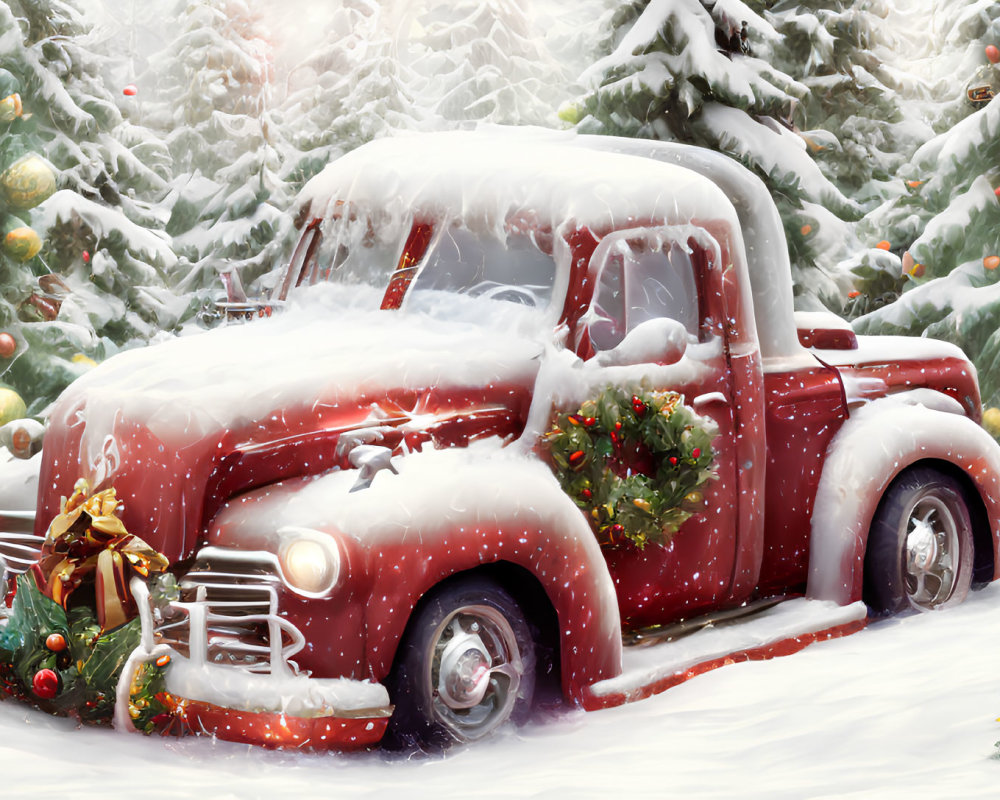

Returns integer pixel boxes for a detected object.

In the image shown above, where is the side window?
[589,230,700,352]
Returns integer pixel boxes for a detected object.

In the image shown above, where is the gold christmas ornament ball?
[684,491,704,506]
[0,92,21,122]
[983,408,1000,437]
[0,387,26,425]
[3,225,41,261]
[1,154,57,210]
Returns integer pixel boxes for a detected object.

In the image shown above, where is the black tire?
[384,576,536,750]
[864,466,975,614]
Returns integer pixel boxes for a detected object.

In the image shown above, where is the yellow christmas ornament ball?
[983,407,1000,437]
[1,154,57,210]
[0,387,26,426]
[2,225,41,261]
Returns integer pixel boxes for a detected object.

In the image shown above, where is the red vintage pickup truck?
[3,129,1000,750]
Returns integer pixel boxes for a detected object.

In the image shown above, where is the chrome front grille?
[0,511,42,575]
[153,549,304,675]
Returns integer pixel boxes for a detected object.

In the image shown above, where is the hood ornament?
[348,445,398,493]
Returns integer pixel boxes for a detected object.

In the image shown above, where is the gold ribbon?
[36,479,169,633]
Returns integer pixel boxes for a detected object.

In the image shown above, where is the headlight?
[277,528,341,597]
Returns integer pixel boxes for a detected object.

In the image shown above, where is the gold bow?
[35,479,169,633]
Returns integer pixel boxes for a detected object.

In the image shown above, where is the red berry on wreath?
[581,488,592,499]
[45,633,66,652]
[669,456,678,465]
[32,668,59,699]
[614,421,622,431]
[569,449,585,466]
[583,416,596,427]
[692,448,702,459]
[631,395,646,415]
[0,332,15,359]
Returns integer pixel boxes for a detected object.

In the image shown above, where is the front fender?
[807,397,1000,604]
[208,442,623,704]
[350,449,623,703]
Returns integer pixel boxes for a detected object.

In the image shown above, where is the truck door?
[576,226,743,628]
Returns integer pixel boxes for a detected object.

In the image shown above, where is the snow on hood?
[54,283,548,460]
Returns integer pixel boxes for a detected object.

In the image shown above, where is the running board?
[583,598,867,710]
[622,596,790,647]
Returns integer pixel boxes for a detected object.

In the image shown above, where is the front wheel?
[864,467,975,614]
[385,577,536,749]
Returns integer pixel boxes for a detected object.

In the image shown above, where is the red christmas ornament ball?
[0,332,16,359]
[987,44,1000,64]
[45,632,67,652]
[32,668,59,699]
[123,84,138,96]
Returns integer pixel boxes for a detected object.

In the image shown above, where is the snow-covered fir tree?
[567,0,864,305]
[401,0,567,126]
[0,0,183,414]
[144,0,290,295]
[279,0,420,192]
[845,1,1000,408]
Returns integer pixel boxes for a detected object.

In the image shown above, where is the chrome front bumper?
[126,577,392,749]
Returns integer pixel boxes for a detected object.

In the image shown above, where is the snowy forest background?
[3,0,1000,419]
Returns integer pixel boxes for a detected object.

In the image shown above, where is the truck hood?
[36,300,546,560]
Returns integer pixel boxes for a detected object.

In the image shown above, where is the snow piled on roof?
[297,128,741,236]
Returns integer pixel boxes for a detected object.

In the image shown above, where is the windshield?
[403,223,556,312]
[280,209,562,329]
[279,206,410,298]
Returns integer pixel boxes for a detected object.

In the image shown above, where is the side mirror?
[593,317,688,367]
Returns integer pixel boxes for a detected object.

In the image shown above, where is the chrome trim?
[0,510,41,575]
[150,550,306,677]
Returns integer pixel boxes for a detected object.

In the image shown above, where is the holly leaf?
[80,617,141,693]
[1,574,66,653]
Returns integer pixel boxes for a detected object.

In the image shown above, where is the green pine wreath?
[546,386,718,548]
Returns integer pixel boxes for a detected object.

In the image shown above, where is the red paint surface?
[758,364,847,595]
[176,698,388,750]
[582,617,867,711]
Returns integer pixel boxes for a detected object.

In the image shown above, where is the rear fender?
[807,395,1000,604]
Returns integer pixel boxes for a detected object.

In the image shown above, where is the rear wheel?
[385,577,536,749]
[864,467,974,614]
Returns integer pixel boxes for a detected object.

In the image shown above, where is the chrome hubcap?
[903,494,958,609]
[429,605,522,740]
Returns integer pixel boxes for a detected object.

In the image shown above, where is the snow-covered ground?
[3,584,1000,799]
